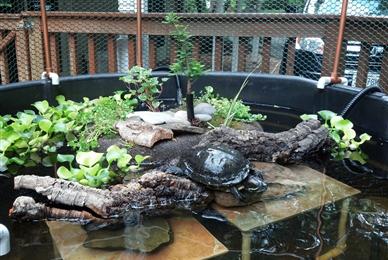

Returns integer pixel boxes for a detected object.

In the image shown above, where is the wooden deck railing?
[0,12,387,89]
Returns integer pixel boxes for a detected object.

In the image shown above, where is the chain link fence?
[0,0,387,90]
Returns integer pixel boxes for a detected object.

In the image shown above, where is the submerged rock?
[83,218,171,253]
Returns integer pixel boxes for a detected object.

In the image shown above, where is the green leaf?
[57,166,73,180]
[55,95,66,105]
[76,151,103,167]
[42,156,54,167]
[135,154,150,165]
[349,151,367,165]
[358,133,372,144]
[117,154,132,169]
[38,119,52,132]
[72,168,85,181]
[0,154,9,172]
[80,164,101,176]
[0,139,11,152]
[300,114,318,121]
[79,179,89,185]
[343,128,356,141]
[53,122,67,133]
[18,112,35,126]
[33,100,50,114]
[106,145,123,163]
[57,154,75,163]
[318,110,336,121]
[9,157,25,165]
[329,131,341,144]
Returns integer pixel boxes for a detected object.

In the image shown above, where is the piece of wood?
[28,18,44,80]
[15,30,31,81]
[68,33,78,76]
[128,35,136,68]
[87,34,96,74]
[107,34,116,73]
[115,119,174,148]
[149,38,157,69]
[214,36,223,71]
[260,37,271,73]
[49,33,59,73]
[0,31,10,84]
[356,42,371,88]
[286,37,296,75]
[10,171,213,222]
[238,39,247,72]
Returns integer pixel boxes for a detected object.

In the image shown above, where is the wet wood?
[87,34,96,74]
[49,33,59,73]
[10,171,213,222]
[260,37,271,73]
[286,37,296,75]
[107,34,116,73]
[68,33,78,76]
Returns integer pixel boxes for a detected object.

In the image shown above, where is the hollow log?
[10,171,213,222]
[100,120,330,165]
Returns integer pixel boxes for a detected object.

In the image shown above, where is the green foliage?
[301,110,371,164]
[120,66,166,112]
[69,92,138,151]
[0,97,86,172]
[56,145,149,188]
[198,86,266,125]
[163,13,205,92]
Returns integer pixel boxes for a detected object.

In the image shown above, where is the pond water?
[1,105,387,260]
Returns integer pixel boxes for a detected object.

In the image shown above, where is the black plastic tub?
[1,72,387,172]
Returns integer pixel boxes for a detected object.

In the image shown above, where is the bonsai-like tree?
[163,13,205,123]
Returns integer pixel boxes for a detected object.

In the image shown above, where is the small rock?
[195,114,212,122]
[128,111,189,125]
[194,103,216,116]
[174,110,188,121]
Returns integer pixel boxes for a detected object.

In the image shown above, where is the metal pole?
[136,0,143,66]
[331,0,348,81]
[40,0,52,73]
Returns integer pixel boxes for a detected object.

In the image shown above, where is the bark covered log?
[10,171,213,222]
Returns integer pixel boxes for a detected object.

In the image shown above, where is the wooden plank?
[356,42,371,88]
[260,37,271,73]
[87,34,96,74]
[321,22,338,76]
[0,31,10,84]
[380,46,388,92]
[0,31,16,52]
[49,33,59,73]
[68,33,78,76]
[128,36,136,68]
[149,38,157,69]
[28,18,44,80]
[193,37,200,61]
[15,30,30,81]
[214,37,222,71]
[286,37,296,75]
[170,40,176,64]
[238,39,247,72]
[107,34,117,73]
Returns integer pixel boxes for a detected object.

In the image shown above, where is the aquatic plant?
[163,13,205,123]
[197,86,266,126]
[57,145,149,187]
[120,66,167,112]
[301,110,371,164]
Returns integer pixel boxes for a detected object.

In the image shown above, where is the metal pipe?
[331,0,348,82]
[39,0,52,73]
[136,0,143,66]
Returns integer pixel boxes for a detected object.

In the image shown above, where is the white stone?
[194,103,216,116]
[127,111,174,125]
[195,114,212,122]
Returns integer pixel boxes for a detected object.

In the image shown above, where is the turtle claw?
[230,186,247,202]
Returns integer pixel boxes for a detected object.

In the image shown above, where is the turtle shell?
[180,145,250,189]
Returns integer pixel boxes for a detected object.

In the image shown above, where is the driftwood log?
[10,120,330,223]
[10,171,212,223]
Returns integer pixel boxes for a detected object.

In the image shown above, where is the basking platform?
[47,217,228,260]
[213,163,360,232]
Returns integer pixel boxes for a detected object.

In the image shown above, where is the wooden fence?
[0,12,387,89]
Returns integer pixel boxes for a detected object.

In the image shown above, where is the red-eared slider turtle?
[164,145,267,201]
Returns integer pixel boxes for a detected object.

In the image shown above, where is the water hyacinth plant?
[301,110,371,164]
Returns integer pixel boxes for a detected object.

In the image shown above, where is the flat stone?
[213,162,360,232]
[195,113,212,122]
[173,110,189,122]
[127,111,173,125]
[161,123,206,134]
[194,103,216,116]
[47,217,228,259]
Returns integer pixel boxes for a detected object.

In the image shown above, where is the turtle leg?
[244,170,268,193]
[230,186,247,201]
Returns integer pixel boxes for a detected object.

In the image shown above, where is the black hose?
[340,86,382,117]
[152,66,182,105]
[340,86,383,174]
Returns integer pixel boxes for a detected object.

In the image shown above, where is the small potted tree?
[163,13,205,124]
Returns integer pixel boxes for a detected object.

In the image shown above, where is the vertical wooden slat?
[170,40,176,64]
[149,38,156,69]
[286,37,296,75]
[87,34,96,74]
[28,18,44,80]
[214,37,222,71]
[68,33,78,76]
[260,37,271,73]
[322,22,338,76]
[15,30,30,81]
[193,37,200,61]
[356,42,371,88]
[238,39,247,72]
[0,31,10,84]
[49,33,59,73]
[128,36,136,68]
[107,34,116,73]
[380,46,388,92]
